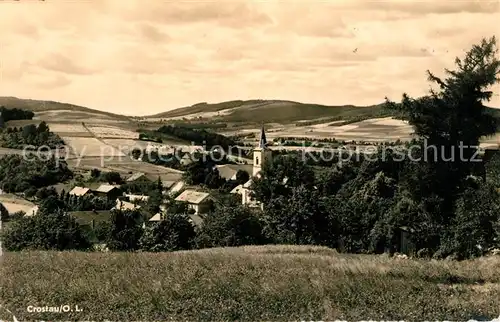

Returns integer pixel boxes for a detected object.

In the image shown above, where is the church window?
[255,157,259,165]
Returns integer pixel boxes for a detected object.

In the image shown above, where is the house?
[215,164,252,181]
[149,213,163,222]
[168,180,185,196]
[230,184,244,194]
[26,205,39,217]
[179,153,195,166]
[240,179,261,208]
[126,172,150,183]
[162,180,177,191]
[188,213,204,228]
[93,184,122,200]
[125,194,150,202]
[147,211,203,229]
[174,190,211,215]
[112,199,141,211]
[69,186,91,197]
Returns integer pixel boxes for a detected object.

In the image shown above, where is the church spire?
[258,123,267,148]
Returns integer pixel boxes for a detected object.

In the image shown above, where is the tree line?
[0,106,35,123]
[0,154,73,193]
[153,125,240,149]
[0,121,65,149]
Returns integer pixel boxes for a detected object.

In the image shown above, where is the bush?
[1,209,91,251]
[140,214,196,252]
[196,205,267,248]
[106,209,144,251]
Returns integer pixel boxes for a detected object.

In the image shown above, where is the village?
[0,125,276,246]
[1,0,500,319]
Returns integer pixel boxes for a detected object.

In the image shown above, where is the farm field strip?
[102,139,149,152]
[0,195,36,214]
[87,126,139,139]
[46,123,87,132]
[1,202,34,214]
[61,137,126,157]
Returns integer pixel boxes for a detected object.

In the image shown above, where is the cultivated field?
[102,139,148,153]
[0,194,36,214]
[221,117,415,143]
[65,156,183,181]
[46,123,88,133]
[86,126,139,139]
[1,245,500,321]
[36,110,130,125]
[63,137,126,157]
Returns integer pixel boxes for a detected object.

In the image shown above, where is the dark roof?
[258,124,267,148]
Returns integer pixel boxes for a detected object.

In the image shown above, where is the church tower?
[252,124,272,177]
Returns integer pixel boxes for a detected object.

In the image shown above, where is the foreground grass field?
[1,245,500,321]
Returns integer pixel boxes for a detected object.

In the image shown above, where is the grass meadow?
[1,245,500,321]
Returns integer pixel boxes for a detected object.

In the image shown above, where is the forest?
[0,121,65,149]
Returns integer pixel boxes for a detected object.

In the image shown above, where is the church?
[231,125,272,208]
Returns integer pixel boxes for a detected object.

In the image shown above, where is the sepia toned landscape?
[1,0,500,321]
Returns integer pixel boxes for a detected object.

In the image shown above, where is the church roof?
[258,124,267,148]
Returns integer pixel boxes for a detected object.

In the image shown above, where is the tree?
[147,190,163,215]
[387,37,499,191]
[37,121,49,133]
[102,171,122,184]
[0,155,73,193]
[140,213,196,252]
[39,195,66,215]
[263,185,334,246]
[251,154,316,204]
[235,170,250,184]
[93,221,112,243]
[107,209,143,251]
[204,168,226,189]
[197,204,266,248]
[90,168,101,179]
[156,176,163,192]
[24,187,37,198]
[1,209,91,251]
[441,183,500,259]
[385,36,500,255]
[0,202,8,222]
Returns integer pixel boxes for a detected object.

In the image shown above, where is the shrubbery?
[0,121,64,149]
[0,154,73,193]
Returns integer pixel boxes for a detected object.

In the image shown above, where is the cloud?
[0,0,498,114]
[35,75,72,89]
[117,1,272,28]
[136,23,171,43]
[355,0,499,15]
[34,52,97,75]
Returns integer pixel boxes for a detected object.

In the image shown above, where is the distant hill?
[145,100,389,124]
[2,97,499,125]
[146,99,500,126]
[0,97,131,121]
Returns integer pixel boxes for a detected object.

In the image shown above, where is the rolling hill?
[145,99,390,124]
[2,96,500,127]
[0,97,132,122]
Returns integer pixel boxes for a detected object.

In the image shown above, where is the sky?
[0,0,499,116]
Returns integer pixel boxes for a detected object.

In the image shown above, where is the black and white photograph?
[0,0,500,320]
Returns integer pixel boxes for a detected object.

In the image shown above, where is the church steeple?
[253,123,272,177]
[258,123,267,149]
